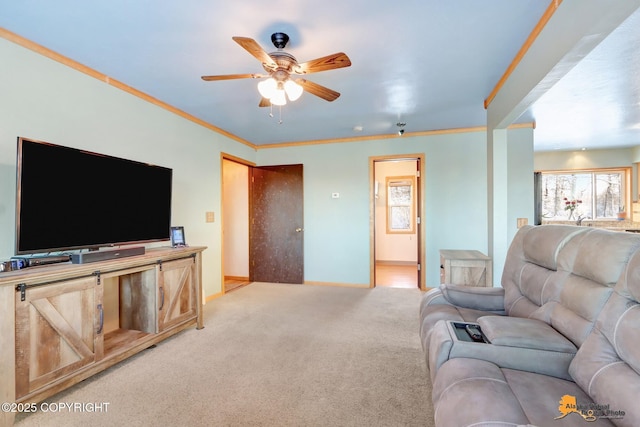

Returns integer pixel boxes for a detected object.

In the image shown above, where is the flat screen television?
[15,137,173,255]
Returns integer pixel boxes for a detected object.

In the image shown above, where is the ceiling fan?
[201,32,351,107]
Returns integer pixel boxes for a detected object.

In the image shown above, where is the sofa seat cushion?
[432,358,615,427]
[478,316,578,353]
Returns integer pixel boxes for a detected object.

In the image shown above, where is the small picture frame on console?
[170,226,187,247]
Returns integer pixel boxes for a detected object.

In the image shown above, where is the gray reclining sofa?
[419,225,640,427]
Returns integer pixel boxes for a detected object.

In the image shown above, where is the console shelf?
[0,246,206,426]
[103,329,152,355]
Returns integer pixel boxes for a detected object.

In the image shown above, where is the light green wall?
[0,38,256,297]
[1,36,536,293]
[485,128,535,287]
[256,131,491,287]
[508,128,535,242]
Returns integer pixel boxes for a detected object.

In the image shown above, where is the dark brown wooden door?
[250,164,304,283]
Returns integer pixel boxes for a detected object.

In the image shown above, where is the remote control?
[465,324,483,341]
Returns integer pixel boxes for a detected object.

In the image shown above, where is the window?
[540,168,630,220]
[386,176,415,233]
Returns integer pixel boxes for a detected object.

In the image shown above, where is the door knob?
[295,227,303,232]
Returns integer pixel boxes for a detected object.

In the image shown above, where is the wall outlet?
[332,192,340,199]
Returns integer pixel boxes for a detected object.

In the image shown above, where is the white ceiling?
[526,5,640,151]
[1,1,639,151]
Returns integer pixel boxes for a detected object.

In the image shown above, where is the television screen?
[16,137,173,254]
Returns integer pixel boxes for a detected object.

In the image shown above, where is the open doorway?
[222,156,305,291]
[370,155,425,289]
[222,155,252,293]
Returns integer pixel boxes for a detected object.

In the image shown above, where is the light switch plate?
[206,211,215,223]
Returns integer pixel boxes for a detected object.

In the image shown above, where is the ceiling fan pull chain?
[279,105,283,125]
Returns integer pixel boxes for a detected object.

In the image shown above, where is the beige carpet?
[15,282,434,426]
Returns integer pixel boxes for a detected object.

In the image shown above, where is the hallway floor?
[224,277,251,293]
[225,263,426,292]
[375,263,419,289]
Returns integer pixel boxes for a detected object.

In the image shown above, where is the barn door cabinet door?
[157,257,197,332]
[14,276,101,400]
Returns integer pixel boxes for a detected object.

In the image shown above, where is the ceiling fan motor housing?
[264,33,298,75]
[264,51,298,74]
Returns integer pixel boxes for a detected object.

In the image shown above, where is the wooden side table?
[440,249,492,287]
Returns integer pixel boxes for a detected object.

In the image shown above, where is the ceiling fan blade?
[201,73,265,81]
[259,97,271,108]
[232,36,277,69]
[295,53,351,74]
[296,79,340,102]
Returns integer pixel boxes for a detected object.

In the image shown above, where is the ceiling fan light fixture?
[284,80,303,101]
[271,88,287,106]
[257,78,277,99]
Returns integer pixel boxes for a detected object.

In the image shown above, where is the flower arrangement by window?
[564,198,582,211]
[564,198,582,219]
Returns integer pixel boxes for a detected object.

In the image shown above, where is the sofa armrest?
[478,315,577,379]
[440,284,505,312]
[478,316,577,353]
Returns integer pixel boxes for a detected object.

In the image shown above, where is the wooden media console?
[0,246,206,426]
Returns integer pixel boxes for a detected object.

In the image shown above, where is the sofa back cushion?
[502,226,640,348]
[568,249,640,427]
[502,225,588,317]
[542,229,640,347]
